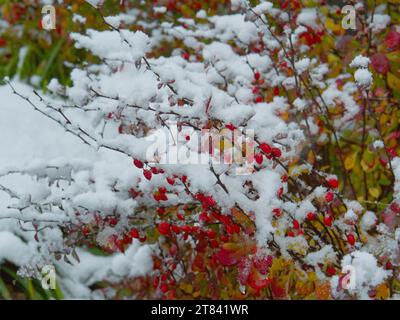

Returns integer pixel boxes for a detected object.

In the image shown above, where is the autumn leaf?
[371,53,390,74]
[387,72,400,91]
[315,282,331,300]
[344,152,357,171]
[375,283,390,299]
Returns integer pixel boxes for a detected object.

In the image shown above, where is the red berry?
[271,147,282,157]
[176,213,184,221]
[160,284,169,293]
[326,266,336,277]
[254,71,261,81]
[171,224,181,234]
[158,222,171,236]
[206,229,217,239]
[82,226,90,237]
[255,95,263,103]
[323,215,333,227]
[151,167,160,174]
[143,169,152,181]
[259,143,272,154]
[199,212,209,222]
[327,178,338,189]
[161,273,168,282]
[252,86,260,94]
[226,224,236,235]
[204,196,216,207]
[220,235,229,242]
[180,225,191,233]
[130,228,139,239]
[287,231,295,237]
[325,191,334,202]
[109,217,118,227]
[293,219,300,229]
[347,234,356,246]
[210,239,219,248]
[306,212,316,221]
[255,153,264,165]
[233,224,241,233]
[272,208,282,218]
[166,177,175,185]
[182,52,190,60]
[225,123,236,131]
[133,159,144,169]
[123,235,132,245]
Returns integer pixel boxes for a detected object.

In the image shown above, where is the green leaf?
[0,277,11,300]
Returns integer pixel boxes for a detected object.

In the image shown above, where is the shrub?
[1,0,400,300]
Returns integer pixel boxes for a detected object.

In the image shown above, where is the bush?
[1,0,400,300]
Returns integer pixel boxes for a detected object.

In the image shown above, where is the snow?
[360,211,377,231]
[0,83,94,168]
[350,55,370,69]
[293,98,307,111]
[305,245,336,267]
[335,251,391,299]
[373,140,384,149]
[1,1,398,300]
[354,68,373,88]
[71,29,151,62]
[0,231,32,265]
[297,8,319,30]
[0,82,154,298]
[295,58,311,74]
[370,14,391,33]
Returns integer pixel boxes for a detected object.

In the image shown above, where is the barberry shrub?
[1,0,400,300]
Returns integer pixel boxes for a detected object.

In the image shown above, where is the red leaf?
[215,247,240,267]
[271,280,286,298]
[371,53,390,74]
[385,29,400,51]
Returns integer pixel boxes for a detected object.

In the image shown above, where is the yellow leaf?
[308,272,317,282]
[375,283,390,299]
[361,159,369,172]
[368,187,381,199]
[325,18,341,33]
[387,51,400,63]
[315,282,331,300]
[344,152,357,171]
[387,72,400,91]
[180,283,193,294]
